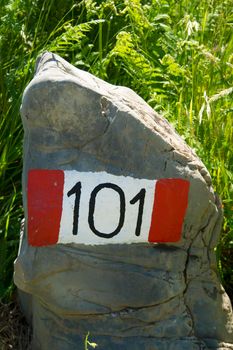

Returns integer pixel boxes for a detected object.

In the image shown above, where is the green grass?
[0,0,232,301]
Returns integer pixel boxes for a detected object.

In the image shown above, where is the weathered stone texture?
[14,52,233,349]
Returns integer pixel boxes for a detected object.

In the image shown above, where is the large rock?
[14,52,233,349]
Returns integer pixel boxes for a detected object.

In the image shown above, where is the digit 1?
[130,188,146,236]
[67,181,82,235]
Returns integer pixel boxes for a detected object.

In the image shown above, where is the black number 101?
[67,182,146,239]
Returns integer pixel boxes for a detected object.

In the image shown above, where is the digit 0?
[88,183,126,238]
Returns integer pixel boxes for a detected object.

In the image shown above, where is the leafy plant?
[84,332,98,350]
[0,0,232,302]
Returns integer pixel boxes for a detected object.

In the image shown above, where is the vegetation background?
[0,0,232,346]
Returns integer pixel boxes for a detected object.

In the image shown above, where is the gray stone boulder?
[14,52,233,349]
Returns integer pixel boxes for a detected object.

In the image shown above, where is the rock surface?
[14,52,233,349]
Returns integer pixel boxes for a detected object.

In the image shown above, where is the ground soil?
[0,295,32,350]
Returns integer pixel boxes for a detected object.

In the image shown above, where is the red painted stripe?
[148,179,190,243]
[27,169,64,246]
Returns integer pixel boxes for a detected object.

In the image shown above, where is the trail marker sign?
[27,169,190,246]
